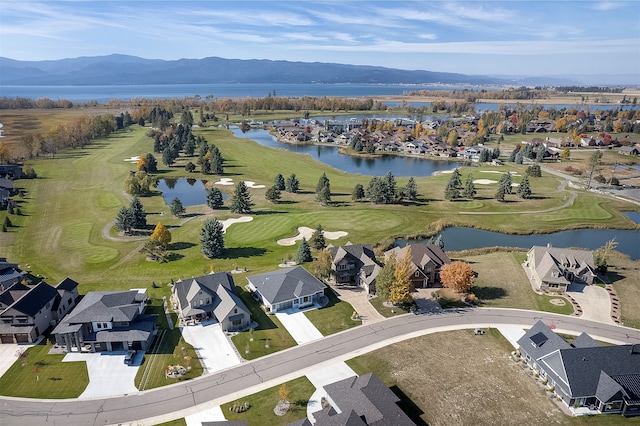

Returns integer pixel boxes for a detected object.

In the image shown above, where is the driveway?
[567,283,615,325]
[63,351,141,399]
[328,285,384,325]
[0,342,36,378]
[275,308,324,344]
[180,320,241,374]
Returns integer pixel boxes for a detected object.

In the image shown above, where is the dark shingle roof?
[0,282,29,307]
[247,266,326,305]
[10,282,58,317]
[56,278,79,291]
[517,321,570,360]
[62,290,142,323]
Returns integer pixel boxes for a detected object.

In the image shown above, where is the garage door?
[1,335,14,344]
[15,334,29,343]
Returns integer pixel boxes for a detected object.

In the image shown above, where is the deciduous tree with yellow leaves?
[389,248,414,304]
[439,261,475,293]
[150,221,171,247]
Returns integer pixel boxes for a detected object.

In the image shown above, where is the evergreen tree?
[479,149,491,162]
[185,161,196,173]
[162,146,176,167]
[114,206,135,234]
[526,164,542,177]
[402,177,418,201]
[444,169,462,200]
[495,183,506,202]
[383,172,397,201]
[352,183,365,201]
[517,175,532,199]
[183,138,196,156]
[285,173,299,193]
[365,176,386,204]
[265,185,281,203]
[206,187,224,209]
[508,149,518,162]
[536,147,545,162]
[200,218,224,258]
[230,181,252,214]
[316,173,329,194]
[150,221,172,247]
[316,181,331,205]
[274,174,285,191]
[515,152,524,164]
[376,254,395,301]
[463,173,477,199]
[309,224,326,250]
[499,172,513,194]
[129,196,147,229]
[144,153,158,173]
[170,197,186,216]
[209,148,224,175]
[295,237,312,264]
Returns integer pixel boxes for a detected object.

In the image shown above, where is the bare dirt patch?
[347,329,567,426]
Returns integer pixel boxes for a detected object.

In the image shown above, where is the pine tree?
[162,146,176,167]
[295,237,312,264]
[115,206,135,234]
[274,174,285,191]
[316,173,329,194]
[170,197,186,216]
[508,149,517,162]
[185,161,196,173]
[402,177,418,201]
[383,172,397,201]
[285,174,299,193]
[309,224,326,250]
[515,152,524,164]
[145,153,158,173]
[444,169,462,200]
[517,175,532,199]
[206,187,224,209]
[463,173,476,199]
[316,181,331,205]
[209,148,224,175]
[265,185,281,203]
[352,183,365,201]
[495,183,506,202]
[129,197,147,229]
[230,181,252,214]
[200,218,224,258]
[499,172,513,194]
[376,254,395,301]
[150,221,172,247]
[390,248,414,305]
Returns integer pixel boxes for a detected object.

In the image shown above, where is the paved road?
[2,308,640,426]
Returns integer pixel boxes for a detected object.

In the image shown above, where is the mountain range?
[0,54,592,87]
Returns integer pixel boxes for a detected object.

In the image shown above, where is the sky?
[1,1,639,77]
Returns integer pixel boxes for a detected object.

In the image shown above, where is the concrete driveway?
[328,285,384,325]
[0,342,36,378]
[180,320,241,374]
[63,351,141,399]
[567,283,615,325]
[275,308,324,344]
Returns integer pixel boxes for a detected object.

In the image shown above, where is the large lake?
[230,127,458,177]
[399,227,640,260]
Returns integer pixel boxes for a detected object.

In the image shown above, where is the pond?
[398,227,640,260]
[230,127,459,177]
[623,211,640,225]
[157,178,227,206]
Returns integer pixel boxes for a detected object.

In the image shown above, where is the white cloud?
[591,2,624,11]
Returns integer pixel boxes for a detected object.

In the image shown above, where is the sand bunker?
[124,156,140,162]
[473,179,497,185]
[480,170,520,176]
[277,227,348,246]
[220,216,253,233]
[244,181,266,189]
[214,178,234,185]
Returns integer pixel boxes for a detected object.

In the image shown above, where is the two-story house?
[328,243,382,295]
[53,289,157,352]
[526,245,596,292]
[384,244,451,288]
[0,278,78,344]
[171,272,251,331]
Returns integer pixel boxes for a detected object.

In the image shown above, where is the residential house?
[0,164,23,179]
[618,146,640,156]
[328,243,382,295]
[0,278,78,344]
[246,266,326,313]
[53,289,157,352]
[0,258,26,291]
[384,244,451,288]
[171,272,250,331]
[290,373,415,425]
[517,321,640,416]
[526,120,556,133]
[526,245,596,292]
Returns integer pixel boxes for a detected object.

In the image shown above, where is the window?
[68,297,72,305]
[234,308,237,314]
[103,322,108,328]
[415,271,420,277]
[199,299,204,306]
[232,319,242,326]
[96,323,102,329]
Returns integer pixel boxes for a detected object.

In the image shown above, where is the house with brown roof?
[171,272,250,331]
[328,243,382,295]
[384,244,451,289]
[526,245,596,292]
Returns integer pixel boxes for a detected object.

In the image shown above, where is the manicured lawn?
[155,419,186,426]
[134,299,204,390]
[369,295,412,318]
[304,288,361,335]
[221,376,315,426]
[231,287,297,360]
[608,252,640,329]
[0,338,89,398]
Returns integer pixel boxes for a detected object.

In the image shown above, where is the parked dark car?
[124,350,137,365]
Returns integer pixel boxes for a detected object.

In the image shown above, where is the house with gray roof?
[328,243,382,295]
[53,289,157,352]
[384,244,451,289]
[290,373,415,425]
[171,272,250,331]
[0,278,78,344]
[0,258,26,291]
[526,245,596,292]
[247,266,326,313]
[517,321,640,416]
